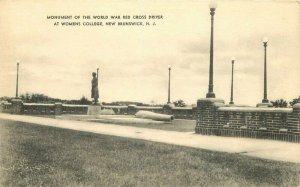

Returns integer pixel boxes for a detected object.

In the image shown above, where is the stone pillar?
[55,102,63,115]
[192,107,198,120]
[288,103,300,133]
[87,105,102,116]
[127,105,137,115]
[195,98,224,135]
[0,102,3,113]
[11,99,23,114]
[163,103,174,115]
[256,102,273,108]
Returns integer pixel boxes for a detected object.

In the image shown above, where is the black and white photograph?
[0,0,300,186]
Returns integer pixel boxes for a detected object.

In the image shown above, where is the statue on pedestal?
[91,68,99,105]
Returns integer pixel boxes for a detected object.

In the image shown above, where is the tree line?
[0,93,299,107]
[0,93,92,105]
[271,97,300,108]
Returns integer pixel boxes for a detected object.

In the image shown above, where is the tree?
[20,93,31,102]
[79,96,92,105]
[290,96,300,106]
[173,99,186,107]
[0,96,13,102]
[271,99,288,108]
[30,93,51,103]
[20,93,51,103]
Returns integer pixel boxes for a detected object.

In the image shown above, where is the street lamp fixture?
[168,65,171,104]
[262,37,269,103]
[206,0,217,98]
[16,61,20,98]
[229,57,235,105]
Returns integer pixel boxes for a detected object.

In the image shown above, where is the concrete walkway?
[1,113,300,163]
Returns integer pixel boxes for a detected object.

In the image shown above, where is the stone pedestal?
[163,103,174,115]
[290,103,300,133]
[87,105,102,116]
[256,102,273,108]
[0,102,4,112]
[127,105,137,115]
[195,98,225,134]
[54,102,63,115]
[11,98,23,114]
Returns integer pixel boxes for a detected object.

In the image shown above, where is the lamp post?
[16,61,20,98]
[167,65,171,104]
[206,0,217,98]
[229,57,235,105]
[262,37,269,103]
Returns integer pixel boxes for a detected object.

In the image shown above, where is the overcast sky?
[0,0,299,106]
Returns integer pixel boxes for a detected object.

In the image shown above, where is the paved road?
[1,113,299,163]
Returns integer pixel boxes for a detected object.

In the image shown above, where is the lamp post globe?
[209,0,217,9]
[262,37,268,43]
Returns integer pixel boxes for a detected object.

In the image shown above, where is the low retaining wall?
[78,104,196,119]
[0,100,88,115]
[23,103,56,115]
[172,107,196,119]
[195,98,300,143]
[0,100,196,119]
[101,105,128,115]
[0,102,12,113]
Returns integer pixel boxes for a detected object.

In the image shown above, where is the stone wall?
[103,104,196,119]
[23,103,56,115]
[172,107,196,119]
[0,102,12,113]
[195,98,300,143]
[61,104,88,115]
[101,105,128,115]
[0,101,88,115]
[0,100,196,119]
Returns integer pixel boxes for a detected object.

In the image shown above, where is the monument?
[91,70,99,104]
[87,68,102,115]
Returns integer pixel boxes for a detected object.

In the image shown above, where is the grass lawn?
[0,119,299,187]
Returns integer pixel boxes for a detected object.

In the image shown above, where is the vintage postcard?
[0,0,299,186]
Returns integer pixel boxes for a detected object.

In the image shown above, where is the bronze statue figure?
[91,69,99,105]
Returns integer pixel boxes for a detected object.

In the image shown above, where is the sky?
[0,0,299,106]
